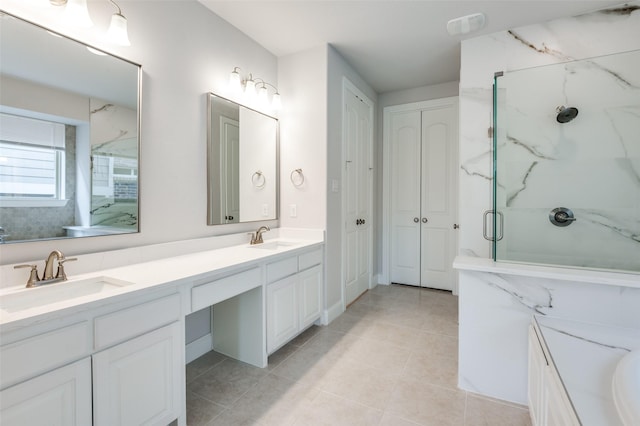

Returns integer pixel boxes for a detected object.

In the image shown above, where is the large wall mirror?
[0,12,141,244]
[207,93,278,225]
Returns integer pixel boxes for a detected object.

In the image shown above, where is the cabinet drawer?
[266,257,297,283]
[94,293,180,350]
[0,321,91,390]
[299,247,323,271]
[192,267,261,312]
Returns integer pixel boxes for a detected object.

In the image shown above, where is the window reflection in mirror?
[0,12,141,243]
[207,94,278,225]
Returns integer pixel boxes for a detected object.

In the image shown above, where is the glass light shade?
[245,78,256,93]
[64,0,93,28]
[229,70,241,91]
[106,13,131,46]
[257,85,268,104]
[271,92,282,110]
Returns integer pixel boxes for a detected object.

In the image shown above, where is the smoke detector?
[447,13,486,36]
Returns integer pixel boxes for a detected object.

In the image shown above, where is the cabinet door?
[267,275,299,354]
[93,322,182,426]
[299,265,322,330]
[0,358,91,425]
[545,367,580,426]
[528,327,547,426]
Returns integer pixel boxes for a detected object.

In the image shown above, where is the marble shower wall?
[459,1,640,264]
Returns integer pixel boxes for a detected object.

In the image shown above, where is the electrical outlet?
[290,204,297,217]
[262,204,268,216]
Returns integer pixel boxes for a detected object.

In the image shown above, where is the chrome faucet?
[249,226,270,245]
[14,250,77,288]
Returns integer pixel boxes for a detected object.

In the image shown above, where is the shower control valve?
[549,207,576,227]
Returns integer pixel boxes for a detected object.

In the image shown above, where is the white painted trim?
[322,299,344,325]
[341,77,375,309]
[382,96,460,289]
[185,333,213,364]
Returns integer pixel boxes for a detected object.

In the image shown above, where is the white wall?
[278,46,327,231]
[0,0,278,265]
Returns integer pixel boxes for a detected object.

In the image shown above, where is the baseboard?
[185,333,213,364]
[321,300,344,325]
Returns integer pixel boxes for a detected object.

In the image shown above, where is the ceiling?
[198,0,624,93]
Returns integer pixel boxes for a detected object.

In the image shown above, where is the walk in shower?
[491,49,640,273]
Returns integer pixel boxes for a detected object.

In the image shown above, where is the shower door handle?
[483,210,504,241]
[413,217,419,223]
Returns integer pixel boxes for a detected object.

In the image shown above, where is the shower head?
[556,106,579,123]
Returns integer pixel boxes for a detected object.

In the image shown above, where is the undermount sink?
[0,276,134,314]
[249,241,297,250]
[613,350,640,426]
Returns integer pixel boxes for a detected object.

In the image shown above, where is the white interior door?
[387,98,458,291]
[344,83,373,305]
[389,110,421,285]
[420,106,457,290]
[220,117,239,223]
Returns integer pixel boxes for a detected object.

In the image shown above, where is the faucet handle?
[248,232,257,244]
[56,257,77,280]
[14,264,41,288]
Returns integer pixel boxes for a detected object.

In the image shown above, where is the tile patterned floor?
[186,284,532,426]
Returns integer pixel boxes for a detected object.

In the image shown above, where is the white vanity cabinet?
[0,290,183,426]
[0,357,92,425]
[266,247,323,354]
[528,325,579,426]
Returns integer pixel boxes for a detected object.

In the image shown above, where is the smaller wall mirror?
[207,93,278,225]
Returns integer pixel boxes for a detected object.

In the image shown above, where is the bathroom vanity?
[0,230,324,426]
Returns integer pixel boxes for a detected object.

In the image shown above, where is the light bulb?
[63,0,93,28]
[106,13,130,46]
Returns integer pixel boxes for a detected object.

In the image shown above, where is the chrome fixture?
[229,67,281,110]
[290,169,305,187]
[49,0,131,46]
[249,226,271,245]
[549,207,576,227]
[556,106,579,123]
[483,210,504,241]
[14,250,78,288]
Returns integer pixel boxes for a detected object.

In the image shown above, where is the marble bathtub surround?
[456,257,640,405]
[534,315,640,425]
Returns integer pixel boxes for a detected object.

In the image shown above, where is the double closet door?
[387,98,458,291]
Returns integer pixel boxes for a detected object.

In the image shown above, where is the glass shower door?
[493,49,640,273]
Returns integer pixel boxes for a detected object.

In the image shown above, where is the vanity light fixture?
[49,0,131,46]
[229,67,282,110]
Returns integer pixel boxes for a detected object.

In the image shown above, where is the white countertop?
[454,256,640,289]
[0,231,324,331]
[534,315,640,425]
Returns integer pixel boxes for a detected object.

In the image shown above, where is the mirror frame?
[0,11,142,244]
[206,93,279,226]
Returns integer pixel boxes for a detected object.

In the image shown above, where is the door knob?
[422,218,428,223]
[453,224,459,229]
[362,219,365,225]
[413,217,419,223]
